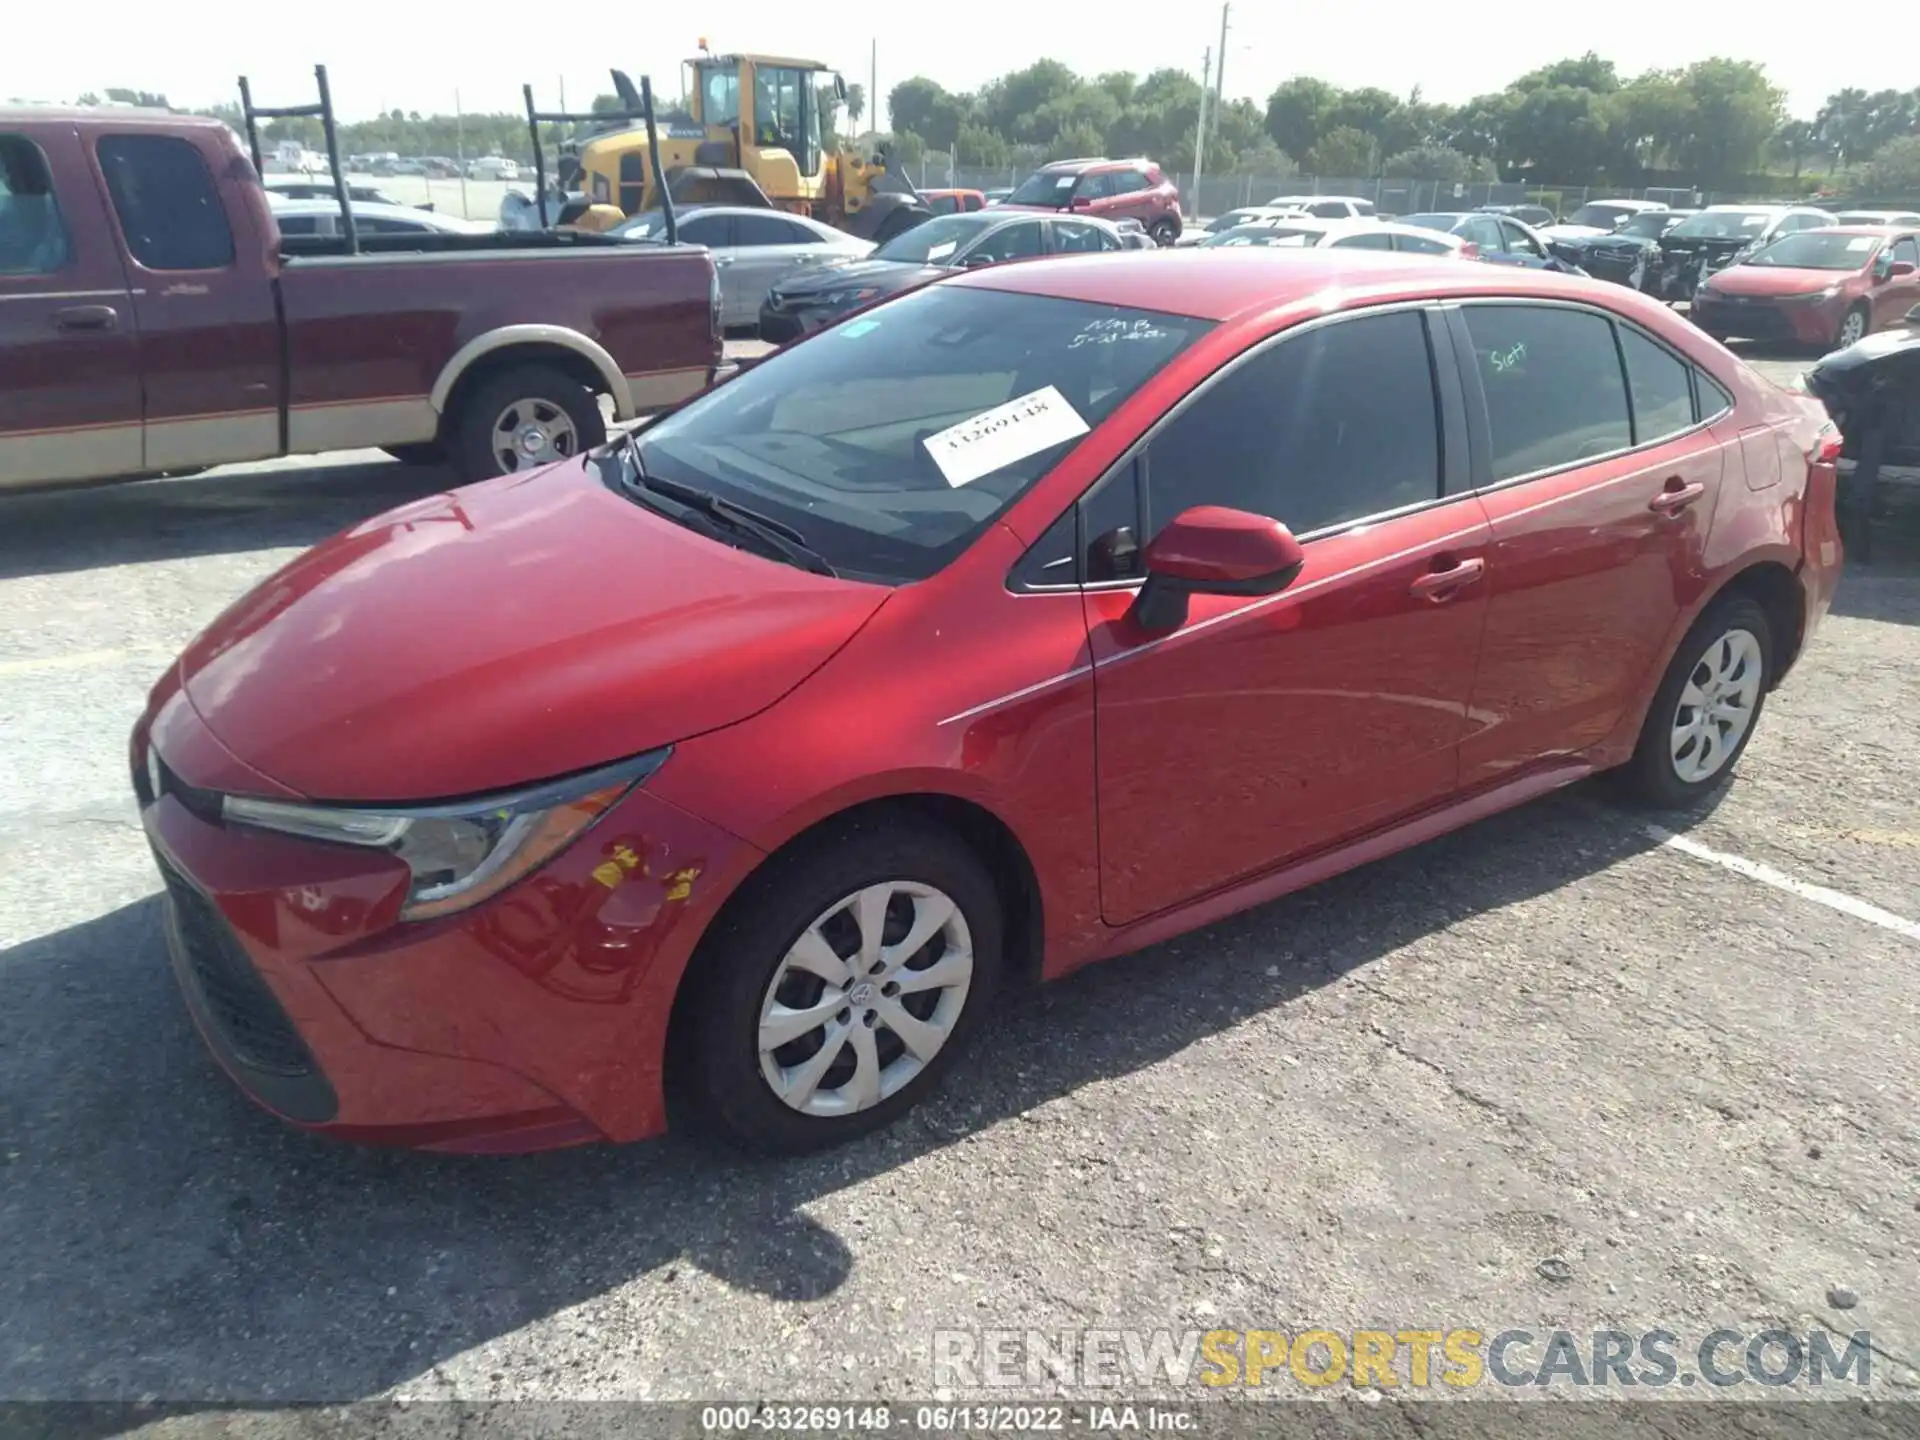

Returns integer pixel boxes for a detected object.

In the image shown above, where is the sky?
[2,1,1899,129]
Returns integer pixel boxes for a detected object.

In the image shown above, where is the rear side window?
[1395,232,1454,255]
[1618,328,1695,442]
[1461,306,1632,480]
[1111,171,1151,195]
[0,133,72,274]
[1331,230,1393,251]
[735,213,801,245]
[97,135,235,271]
[1145,310,1442,536]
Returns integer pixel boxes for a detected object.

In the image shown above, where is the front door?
[1872,235,1920,331]
[1087,307,1492,926]
[676,211,742,323]
[0,126,142,488]
[92,131,281,470]
[1449,303,1728,786]
[727,212,824,326]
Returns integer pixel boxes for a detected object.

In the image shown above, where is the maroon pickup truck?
[0,106,722,489]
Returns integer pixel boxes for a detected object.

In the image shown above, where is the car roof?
[0,104,228,129]
[953,247,1618,323]
[1809,224,1910,235]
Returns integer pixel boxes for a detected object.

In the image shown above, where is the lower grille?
[1695,301,1797,341]
[159,857,316,1078]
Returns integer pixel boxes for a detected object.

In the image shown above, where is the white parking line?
[1643,821,1920,943]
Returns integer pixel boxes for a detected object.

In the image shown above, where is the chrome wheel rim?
[490,398,579,473]
[757,881,974,1117]
[1839,310,1867,347]
[1670,628,1763,784]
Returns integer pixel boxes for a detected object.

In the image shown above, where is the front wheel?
[678,815,1003,1154]
[1619,595,1774,808]
[1149,217,1180,247]
[1834,304,1869,351]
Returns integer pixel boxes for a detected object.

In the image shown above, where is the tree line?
[884,54,1920,194]
[70,61,1920,196]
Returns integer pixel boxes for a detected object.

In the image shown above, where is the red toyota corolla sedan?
[1692,226,1920,350]
[133,250,1843,1156]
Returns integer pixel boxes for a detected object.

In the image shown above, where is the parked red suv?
[999,157,1183,245]
[136,252,1840,1157]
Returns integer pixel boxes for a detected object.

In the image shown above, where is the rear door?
[93,130,281,470]
[1496,218,1554,268]
[1086,306,1491,924]
[0,125,143,487]
[1105,169,1156,225]
[1450,302,1727,785]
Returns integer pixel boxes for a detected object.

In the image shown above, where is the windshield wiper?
[617,430,837,578]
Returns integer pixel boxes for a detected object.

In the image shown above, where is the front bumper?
[1690,293,1841,344]
[136,698,758,1152]
[758,304,817,345]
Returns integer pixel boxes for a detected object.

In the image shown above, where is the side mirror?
[1068,194,1093,211]
[961,251,998,267]
[1128,506,1307,634]
[1890,260,1917,279]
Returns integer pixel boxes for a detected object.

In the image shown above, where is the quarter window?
[1144,310,1443,536]
[96,135,235,270]
[1461,306,1631,480]
[0,134,72,275]
[1617,328,1696,443]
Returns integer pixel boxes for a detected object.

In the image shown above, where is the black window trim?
[1443,297,1731,495]
[0,131,77,277]
[1006,299,1470,595]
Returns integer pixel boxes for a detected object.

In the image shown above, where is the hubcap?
[1839,311,1866,347]
[490,398,579,474]
[757,880,974,1118]
[1669,628,1763,784]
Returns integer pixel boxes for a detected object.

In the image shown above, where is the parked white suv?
[1264,194,1378,221]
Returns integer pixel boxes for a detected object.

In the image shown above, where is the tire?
[1834,303,1869,351]
[381,442,444,466]
[1149,217,1180,247]
[449,363,605,483]
[679,813,1004,1155]
[1619,595,1774,809]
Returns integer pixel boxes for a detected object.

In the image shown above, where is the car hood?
[178,462,888,802]
[1703,265,1855,297]
[774,257,940,300]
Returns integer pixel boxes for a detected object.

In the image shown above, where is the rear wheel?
[1619,595,1774,808]
[678,815,1003,1154]
[450,363,605,483]
[1149,217,1180,247]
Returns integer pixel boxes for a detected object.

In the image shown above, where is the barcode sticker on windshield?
[923,385,1090,488]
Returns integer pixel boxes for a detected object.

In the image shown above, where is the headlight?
[821,286,880,307]
[222,748,670,921]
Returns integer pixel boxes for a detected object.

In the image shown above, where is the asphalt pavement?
[3,346,1919,1419]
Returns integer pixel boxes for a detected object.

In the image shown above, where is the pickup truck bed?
[1,107,722,490]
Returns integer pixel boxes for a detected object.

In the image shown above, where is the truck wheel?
[381,443,444,466]
[452,364,606,482]
[1149,217,1180,247]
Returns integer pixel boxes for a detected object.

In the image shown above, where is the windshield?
[1006,169,1077,207]
[1401,213,1463,233]
[874,213,996,264]
[1747,231,1880,270]
[1671,211,1774,239]
[630,286,1211,583]
[1200,226,1318,247]
[1617,212,1674,239]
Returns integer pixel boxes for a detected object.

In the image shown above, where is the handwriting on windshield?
[1069,318,1171,349]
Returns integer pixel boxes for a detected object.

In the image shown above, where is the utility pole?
[870,39,878,142]
[1193,46,1211,220]
[1213,3,1230,129]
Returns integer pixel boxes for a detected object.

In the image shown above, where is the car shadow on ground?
[0,788,1707,1402]
[0,459,452,582]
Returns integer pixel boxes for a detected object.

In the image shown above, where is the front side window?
[734,213,801,246]
[676,212,731,247]
[754,66,807,154]
[1617,328,1695,443]
[1006,169,1078,206]
[96,135,235,271]
[1502,221,1545,257]
[1144,310,1443,537]
[1461,305,1632,480]
[632,286,1210,583]
[1052,219,1116,254]
[1894,237,1920,268]
[1110,171,1151,196]
[1073,173,1117,202]
[1462,216,1505,251]
[0,134,73,275]
[874,213,992,264]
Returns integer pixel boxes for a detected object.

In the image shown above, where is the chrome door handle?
[1650,479,1707,514]
[53,305,118,332]
[1409,555,1486,602]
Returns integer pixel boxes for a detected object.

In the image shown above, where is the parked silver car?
[264,197,496,238]
[614,205,874,328]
